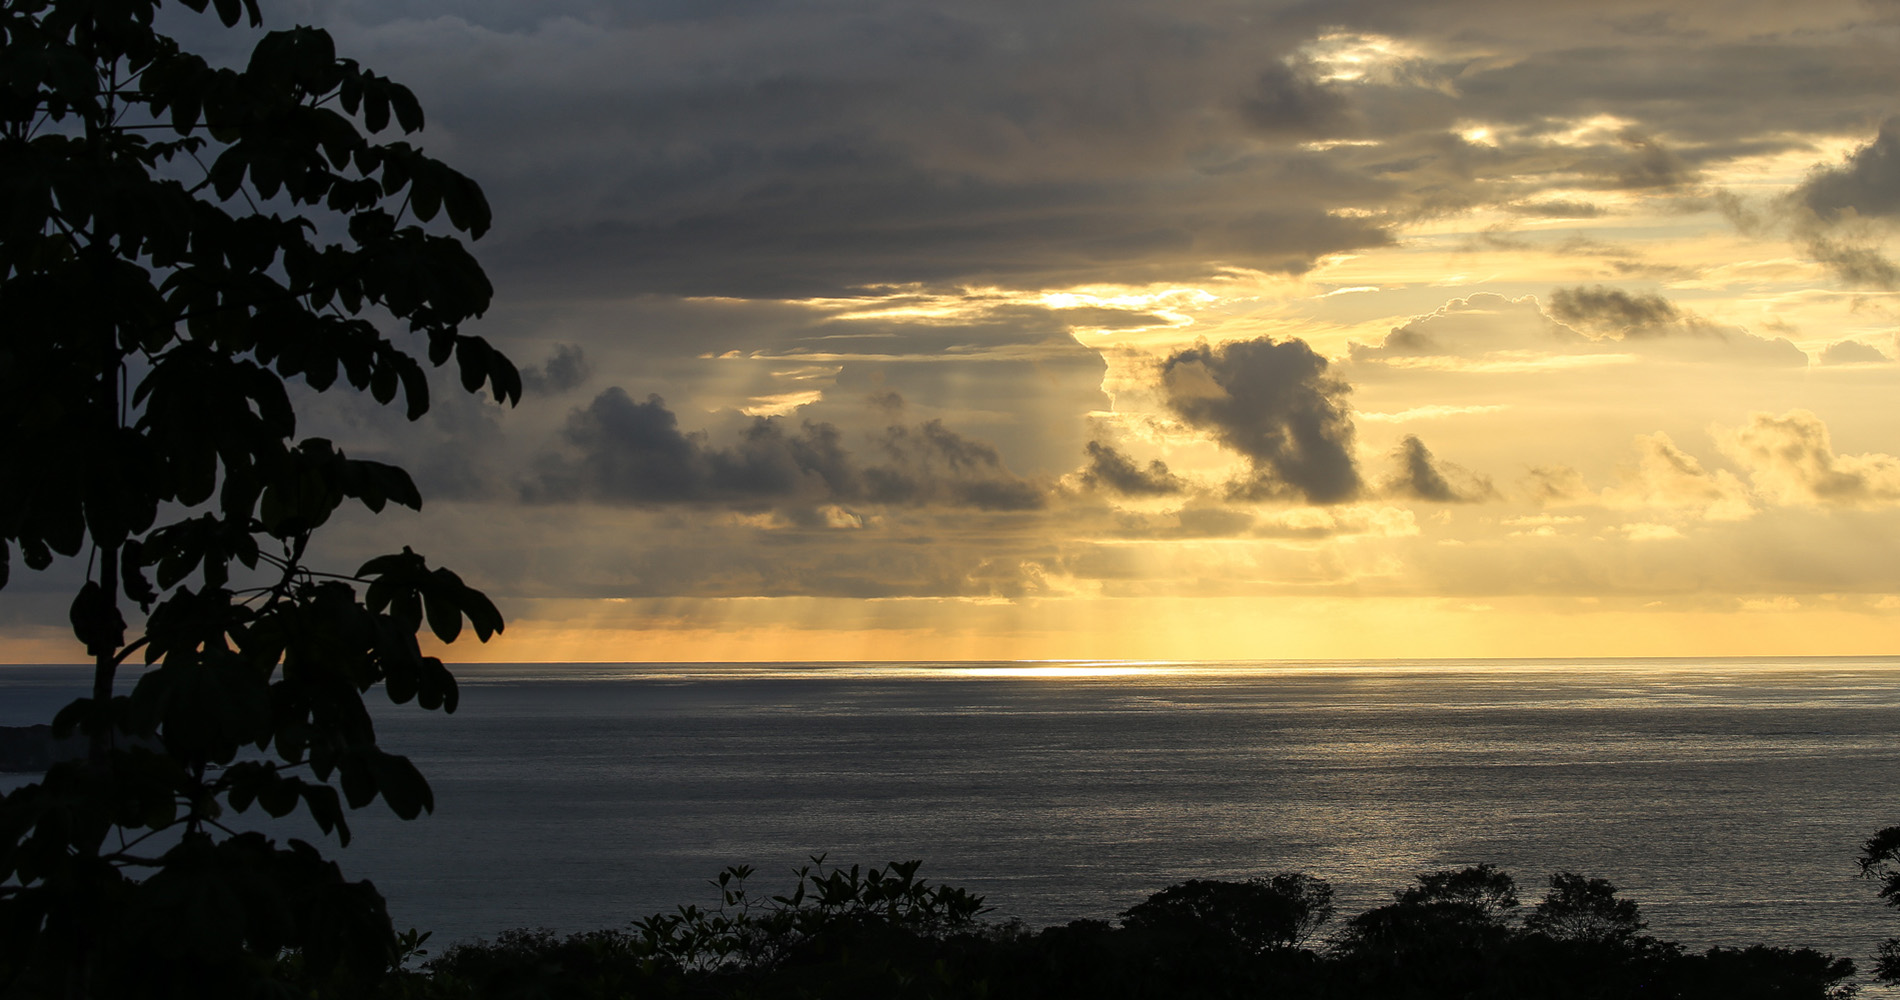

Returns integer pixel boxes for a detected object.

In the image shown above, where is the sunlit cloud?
[1359,405,1510,423]
[1298,32,1432,85]
[739,390,826,417]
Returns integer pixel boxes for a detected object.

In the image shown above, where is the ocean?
[4,657,1900,975]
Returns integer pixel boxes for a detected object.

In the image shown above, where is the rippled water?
[5,657,1900,972]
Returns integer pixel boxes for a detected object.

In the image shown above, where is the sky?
[15,0,1900,662]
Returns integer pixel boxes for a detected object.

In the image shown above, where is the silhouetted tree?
[407,861,1862,1000]
[1397,862,1520,914]
[0,0,514,995]
[1860,825,1900,982]
[1525,872,1646,946]
[1330,865,1521,997]
[1119,873,1335,954]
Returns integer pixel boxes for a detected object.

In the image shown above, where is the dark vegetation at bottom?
[396,859,1861,1000]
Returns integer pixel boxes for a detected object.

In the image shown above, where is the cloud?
[1801,238,1900,290]
[1521,465,1592,507]
[526,389,833,505]
[1604,133,1698,191]
[1359,404,1510,423]
[1505,199,1606,219]
[1355,289,1806,367]
[1349,293,1588,361]
[1717,409,1900,507]
[1527,433,1753,521]
[1618,523,1684,542]
[256,0,1900,310]
[1380,435,1495,503]
[527,388,1043,510]
[1076,441,1186,496]
[1796,117,1900,222]
[1545,286,1806,363]
[1819,339,1891,364]
[362,7,1411,299]
[1552,286,1806,364]
[867,421,1047,510]
[1776,119,1900,289]
[519,343,594,394]
[1546,285,1682,334]
[1160,337,1360,503]
[1609,432,1755,520]
[1238,60,1354,138]
[1098,502,1419,543]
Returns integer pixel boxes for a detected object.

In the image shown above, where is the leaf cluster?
[1859,826,1900,982]
[0,0,513,995]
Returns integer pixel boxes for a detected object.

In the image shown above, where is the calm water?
[5,657,1900,974]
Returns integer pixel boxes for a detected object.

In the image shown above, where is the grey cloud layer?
[1352,291,1808,366]
[528,388,1044,510]
[1797,117,1900,223]
[256,0,1900,300]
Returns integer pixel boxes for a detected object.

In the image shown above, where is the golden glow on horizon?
[370,593,1900,666]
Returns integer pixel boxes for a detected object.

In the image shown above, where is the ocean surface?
[5,657,1900,977]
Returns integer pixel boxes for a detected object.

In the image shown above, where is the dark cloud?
[1546,285,1682,333]
[1238,61,1354,138]
[1077,441,1186,496]
[1547,285,1809,364]
[1603,134,1697,191]
[1348,291,1807,367]
[1161,338,1360,504]
[1797,117,1900,221]
[204,1,1900,306]
[1803,238,1900,290]
[1506,199,1606,218]
[527,388,1042,510]
[865,422,1046,510]
[1381,436,1494,503]
[527,389,824,504]
[1819,339,1891,364]
[519,343,593,395]
[1448,41,1890,148]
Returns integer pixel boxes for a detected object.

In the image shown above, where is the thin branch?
[111,637,149,667]
[113,823,172,856]
[100,852,169,868]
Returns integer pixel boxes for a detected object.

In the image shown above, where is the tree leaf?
[421,589,462,644]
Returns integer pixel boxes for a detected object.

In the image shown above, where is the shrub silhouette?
[412,861,1861,1000]
[1119,873,1335,954]
[1526,872,1647,946]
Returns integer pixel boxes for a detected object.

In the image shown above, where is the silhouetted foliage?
[1399,861,1520,913]
[1119,872,1335,953]
[426,858,997,1000]
[0,0,512,995]
[407,862,1860,1000]
[1526,872,1647,946]
[1859,825,1900,982]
